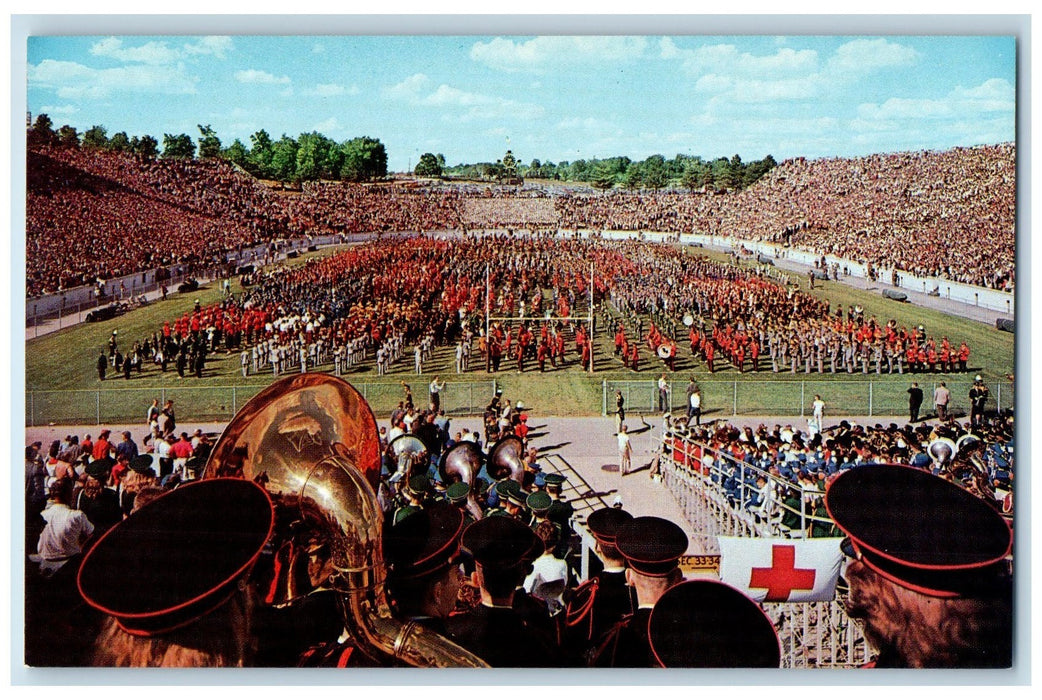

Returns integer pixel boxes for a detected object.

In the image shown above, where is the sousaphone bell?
[204,374,486,668]
[439,441,486,522]
[389,433,430,483]
[488,434,526,483]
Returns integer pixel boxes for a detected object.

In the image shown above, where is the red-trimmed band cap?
[615,516,688,577]
[585,507,633,546]
[77,478,274,636]
[649,580,781,668]
[385,501,465,581]
[461,515,541,570]
[825,463,1012,598]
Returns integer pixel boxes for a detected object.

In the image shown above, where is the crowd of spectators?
[663,410,1014,537]
[26,146,290,296]
[27,142,1014,298]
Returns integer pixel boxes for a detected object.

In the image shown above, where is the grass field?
[24,243,1015,424]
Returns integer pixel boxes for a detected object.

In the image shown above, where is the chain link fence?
[603,378,1012,420]
[26,379,498,426]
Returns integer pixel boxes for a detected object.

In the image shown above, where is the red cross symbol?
[749,545,816,602]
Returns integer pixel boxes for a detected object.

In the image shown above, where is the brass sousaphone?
[204,374,486,667]
[388,433,431,481]
[439,441,487,522]
[487,434,526,483]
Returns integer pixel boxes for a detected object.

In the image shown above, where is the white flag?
[717,537,844,603]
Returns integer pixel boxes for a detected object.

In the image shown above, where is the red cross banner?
[716,537,844,603]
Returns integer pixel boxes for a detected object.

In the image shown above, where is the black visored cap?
[462,516,540,570]
[78,478,274,635]
[649,580,781,668]
[616,516,688,577]
[385,501,464,581]
[825,463,1012,597]
[586,507,633,545]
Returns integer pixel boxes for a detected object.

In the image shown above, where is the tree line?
[433,150,777,192]
[27,114,389,183]
[27,113,774,191]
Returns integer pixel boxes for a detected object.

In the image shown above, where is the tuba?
[927,437,957,468]
[487,434,526,483]
[388,433,430,482]
[204,374,487,668]
[440,441,486,522]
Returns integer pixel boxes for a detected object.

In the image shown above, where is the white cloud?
[306,83,347,97]
[235,69,291,85]
[470,36,648,72]
[312,43,326,54]
[183,36,233,59]
[88,35,232,64]
[383,73,430,100]
[852,78,1014,143]
[312,117,341,133]
[89,37,179,65]
[386,74,543,121]
[662,40,818,80]
[40,104,78,115]
[828,38,917,74]
[28,58,198,99]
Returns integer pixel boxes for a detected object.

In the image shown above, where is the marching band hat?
[543,473,567,487]
[85,457,114,483]
[404,474,429,500]
[77,478,274,636]
[616,516,688,577]
[825,463,1012,597]
[586,507,633,546]
[129,454,156,475]
[533,473,547,488]
[462,516,541,570]
[446,481,470,504]
[649,580,781,668]
[526,491,552,515]
[385,501,465,581]
[504,481,528,508]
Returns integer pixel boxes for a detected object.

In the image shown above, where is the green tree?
[28,113,55,148]
[339,136,387,182]
[622,163,643,189]
[134,134,159,159]
[590,161,617,190]
[82,125,108,150]
[436,153,446,169]
[108,131,131,153]
[296,131,335,180]
[414,152,442,178]
[223,138,249,168]
[197,124,222,159]
[57,124,80,148]
[270,135,300,181]
[642,154,667,190]
[248,129,274,179]
[161,133,196,159]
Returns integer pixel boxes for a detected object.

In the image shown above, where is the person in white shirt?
[811,394,825,429]
[617,424,633,476]
[524,520,568,614]
[34,477,94,576]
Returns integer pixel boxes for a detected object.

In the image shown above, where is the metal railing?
[658,431,869,669]
[604,378,1011,420]
[25,379,498,426]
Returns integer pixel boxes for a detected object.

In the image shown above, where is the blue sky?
[26,34,1016,172]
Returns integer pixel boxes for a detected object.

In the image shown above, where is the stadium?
[20,30,1018,674]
